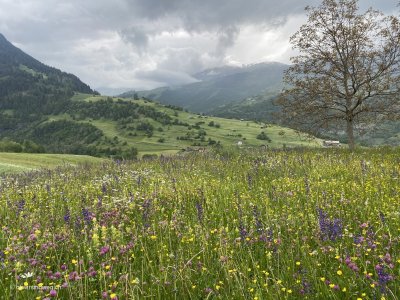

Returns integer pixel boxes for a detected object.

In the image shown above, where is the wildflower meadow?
[0,148,399,299]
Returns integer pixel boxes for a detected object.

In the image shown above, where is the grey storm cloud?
[0,0,397,93]
[215,26,241,57]
[119,27,150,53]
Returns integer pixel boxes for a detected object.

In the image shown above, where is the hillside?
[211,90,279,122]
[1,91,323,158]
[121,57,400,146]
[0,33,322,157]
[213,93,400,146]
[120,62,286,113]
[60,94,322,156]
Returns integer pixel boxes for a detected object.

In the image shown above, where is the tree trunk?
[346,118,355,150]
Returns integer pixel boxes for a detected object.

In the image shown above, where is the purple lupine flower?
[331,218,343,239]
[63,209,70,224]
[236,192,247,241]
[317,208,343,241]
[82,208,92,225]
[301,279,313,294]
[142,199,152,228]
[17,199,25,215]
[247,173,253,188]
[379,211,386,224]
[102,183,107,194]
[239,223,248,241]
[353,235,364,245]
[195,201,204,224]
[252,205,264,234]
[375,264,393,293]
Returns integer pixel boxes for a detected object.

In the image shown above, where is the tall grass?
[0,148,399,299]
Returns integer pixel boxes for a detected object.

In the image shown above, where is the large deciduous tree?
[278,0,400,149]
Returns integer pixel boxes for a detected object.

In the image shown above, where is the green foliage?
[256,131,272,142]
[0,138,44,153]
[30,120,104,154]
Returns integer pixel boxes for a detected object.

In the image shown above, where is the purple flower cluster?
[375,264,393,293]
[142,199,152,229]
[344,256,359,272]
[99,246,110,256]
[82,208,93,225]
[63,208,70,224]
[317,208,343,241]
[195,201,204,224]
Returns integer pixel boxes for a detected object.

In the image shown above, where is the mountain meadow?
[1,0,400,298]
[1,148,399,300]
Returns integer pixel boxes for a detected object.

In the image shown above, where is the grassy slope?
[0,153,104,174]
[69,93,323,156]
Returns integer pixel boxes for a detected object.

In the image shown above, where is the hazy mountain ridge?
[120,62,287,113]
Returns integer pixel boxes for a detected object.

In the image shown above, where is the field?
[0,153,104,174]
[0,148,399,299]
[69,94,322,156]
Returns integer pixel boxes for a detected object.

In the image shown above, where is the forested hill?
[0,33,93,95]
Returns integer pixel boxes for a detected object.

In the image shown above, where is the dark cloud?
[119,27,150,53]
[215,26,240,57]
[0,0,397,92]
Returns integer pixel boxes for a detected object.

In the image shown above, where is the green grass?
[0,148,399,299]
[64,94,323,156]
[0,153,105,174]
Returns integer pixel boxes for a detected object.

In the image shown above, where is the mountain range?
[120,62,286,114]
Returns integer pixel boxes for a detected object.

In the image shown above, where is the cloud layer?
[0,0,397,93]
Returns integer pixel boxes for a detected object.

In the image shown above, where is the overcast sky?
[0,0,397,94]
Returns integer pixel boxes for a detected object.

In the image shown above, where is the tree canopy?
[278,0,400,149]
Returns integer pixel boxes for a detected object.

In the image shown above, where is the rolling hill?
[0,33,322,158]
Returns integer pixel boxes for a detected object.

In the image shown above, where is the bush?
[256,131,272,142]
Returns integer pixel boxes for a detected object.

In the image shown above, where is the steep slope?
[0,33,96,135]
[0,33,93,96]
[120,62,287,113]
